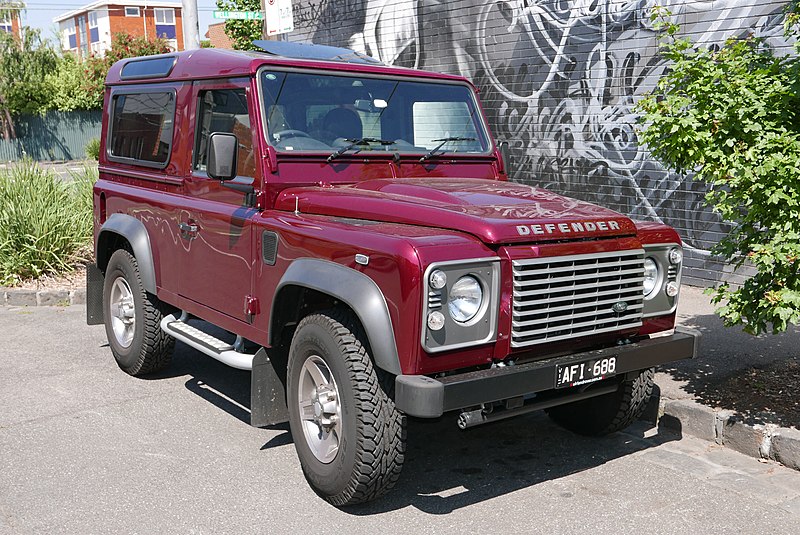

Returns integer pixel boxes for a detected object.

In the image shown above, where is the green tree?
[216,0,261,50]
[0,27,57,138]
[636,6,800,334]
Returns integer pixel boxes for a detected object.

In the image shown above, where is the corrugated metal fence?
[0,111,102,162]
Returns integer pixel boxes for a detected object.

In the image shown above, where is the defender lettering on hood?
[516,220,622,236]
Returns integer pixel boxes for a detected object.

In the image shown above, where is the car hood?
[274,178,636,244]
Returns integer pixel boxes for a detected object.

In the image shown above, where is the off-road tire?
[286,310,405,506]
[546,368,655,436]
[103,249,174,376]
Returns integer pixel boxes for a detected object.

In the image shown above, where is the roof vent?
[252,41,383,65]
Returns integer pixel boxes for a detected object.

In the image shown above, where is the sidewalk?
[654,286,800,470]
[0,160,96,181]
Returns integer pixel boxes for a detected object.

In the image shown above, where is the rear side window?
[109,92,175,167]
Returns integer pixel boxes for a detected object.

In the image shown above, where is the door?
[178,79,260,322]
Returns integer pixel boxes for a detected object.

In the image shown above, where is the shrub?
[0,160,96,285]
[636,7,800,334]
[85,138,101,160]
[46,53,100,112]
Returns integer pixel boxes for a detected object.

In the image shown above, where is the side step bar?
[160,313,256,370]
[159,313,289,427]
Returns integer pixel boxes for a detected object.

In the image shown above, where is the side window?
[194,88,255,178]
[109,92,175,166]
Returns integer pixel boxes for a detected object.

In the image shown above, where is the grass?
[0,160,96,286]
[85,138,101,161]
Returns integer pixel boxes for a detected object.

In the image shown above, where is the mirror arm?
[221,181,255,194]
[222,182,258,208]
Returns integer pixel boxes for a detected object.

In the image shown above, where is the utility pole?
[260,0,268,40]
[181,0,201,49]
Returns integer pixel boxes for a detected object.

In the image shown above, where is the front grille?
[511,249,645,348]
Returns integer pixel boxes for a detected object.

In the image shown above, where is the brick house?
[205,22,233,49]
[53,1,183,58]
[0,3,22,39]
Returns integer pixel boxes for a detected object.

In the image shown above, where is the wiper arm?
[419,137,476,163]
[326,137,395,163]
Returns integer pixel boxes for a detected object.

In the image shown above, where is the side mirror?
[207,132,238,181]
[498,141,513,178]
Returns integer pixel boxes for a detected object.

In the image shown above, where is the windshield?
[258,70,491,155]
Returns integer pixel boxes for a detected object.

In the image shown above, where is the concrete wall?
[286,0,792,287]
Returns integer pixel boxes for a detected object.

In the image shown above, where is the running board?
[160,314,255,370]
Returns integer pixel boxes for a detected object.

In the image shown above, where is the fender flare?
[96,214,157,294]
[270,258,402,375]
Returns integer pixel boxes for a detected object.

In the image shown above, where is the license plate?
[555,356,617,389]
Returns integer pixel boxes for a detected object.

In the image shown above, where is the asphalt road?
[2,305,800,534]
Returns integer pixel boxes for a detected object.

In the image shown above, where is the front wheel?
[547,368,655,436]
[286,310,405,506]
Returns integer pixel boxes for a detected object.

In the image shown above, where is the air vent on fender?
[262,231,279,266]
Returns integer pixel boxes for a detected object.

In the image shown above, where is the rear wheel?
[103,249,174,376]
[286,310,405,506]
[547,368,655,436]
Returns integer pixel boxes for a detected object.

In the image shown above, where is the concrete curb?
[1,288,86,307]
[651,394,800,472]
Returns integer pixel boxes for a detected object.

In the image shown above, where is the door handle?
[178,222,198,240]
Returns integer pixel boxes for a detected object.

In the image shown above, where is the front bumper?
[395,327,699,418]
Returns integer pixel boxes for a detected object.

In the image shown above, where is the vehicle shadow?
[345,414,680,515]
[146,323,254,425]
[153,327,682,515]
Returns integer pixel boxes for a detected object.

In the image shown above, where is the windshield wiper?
[327,138,395,163]
[419,137,476,163]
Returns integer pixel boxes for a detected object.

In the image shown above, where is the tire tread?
[106,249,174,376]
[291,310,405,506]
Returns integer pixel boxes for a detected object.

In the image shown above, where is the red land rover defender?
[86,42,698,505]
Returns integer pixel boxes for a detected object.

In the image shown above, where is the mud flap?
[250,347,289,427]
[86,263,105,325]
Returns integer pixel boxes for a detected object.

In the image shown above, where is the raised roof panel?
[252,40,383,65]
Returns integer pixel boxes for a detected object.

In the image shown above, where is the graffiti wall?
[288,0,791,286]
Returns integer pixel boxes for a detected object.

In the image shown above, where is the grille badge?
[612,301,629,314]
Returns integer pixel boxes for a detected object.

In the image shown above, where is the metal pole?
[260,0,268,40]
[181,0,201,49]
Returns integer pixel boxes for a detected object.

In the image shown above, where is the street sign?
[265,0,293,36]
[213,10,264,20]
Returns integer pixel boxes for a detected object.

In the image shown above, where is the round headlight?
[429,269,447,290]
[448,276,483,323]
[669,248,683,265]
[643,258,659,296]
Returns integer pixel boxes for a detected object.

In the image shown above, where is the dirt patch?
[700,359,800,430]
[3,264,87,292]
